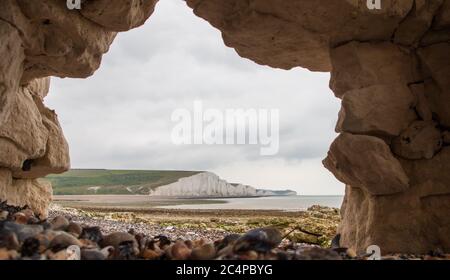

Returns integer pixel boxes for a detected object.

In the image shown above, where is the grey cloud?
[45,0,342,194]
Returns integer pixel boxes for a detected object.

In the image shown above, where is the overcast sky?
[46,0,344,195]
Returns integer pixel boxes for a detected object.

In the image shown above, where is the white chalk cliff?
[149,172,283,198]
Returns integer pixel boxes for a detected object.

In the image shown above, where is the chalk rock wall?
[0,77,68,218]
[186,0,450,254]
[149,172,275,197]
[0,0,159,217]
[324,38,450,253]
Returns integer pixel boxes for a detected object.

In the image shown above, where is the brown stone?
[50,216,70,231]
[443,131,450,144]
[434,0,450,28]
[410,83,433,121]
[12,95,70,179]
[0,0,117,84]
[394,0,444,46]
[0,84,48,171]
[419,43,450,89]
[340,148,450,254]
[392,121,443,160]
[186,0,413,71]
[81,0,159,32]
[336,84,417,137]
[100,232,138,254]
[330,42,420,98]
[67,222,83,238]
[0,169,52,219]
[323,133,409,195]
[49,232,82,250]
[423,78,450,127]
[418,43,450,126]
[190,243,216,260]
[167,241,192,260]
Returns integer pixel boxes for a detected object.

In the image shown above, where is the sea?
[159,195,344,211]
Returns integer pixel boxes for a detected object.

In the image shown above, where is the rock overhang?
[186,0,415,71]
[0,0,449,253]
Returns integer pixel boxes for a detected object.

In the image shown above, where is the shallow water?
[158,195,344,211]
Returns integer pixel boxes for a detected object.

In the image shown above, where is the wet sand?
[53,195,227,209]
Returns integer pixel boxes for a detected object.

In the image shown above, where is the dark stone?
[234,228,282,253]
[0,221,43,242]
[21,237,40,257]
[21,159,33,171]
[0,229,19,250]
[154,235,171,248]
[49,232,81,252]
[115,241,137,260]
[80,226,103,243]
[331,234,341,249]
[216,234,241,251]
[0,201,30,219]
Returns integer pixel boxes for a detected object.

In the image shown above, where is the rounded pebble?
[190,243,216,260]
[50,216,70,231]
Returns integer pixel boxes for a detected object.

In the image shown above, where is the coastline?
[53,194,344,211]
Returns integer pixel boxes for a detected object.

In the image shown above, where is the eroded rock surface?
[1,0,449,254]
[0,0,159,218]
[184,0,450,254]
[323,133,409,196]
[0,168,52,219]
[81,0,159,32]
[186,0,414,71]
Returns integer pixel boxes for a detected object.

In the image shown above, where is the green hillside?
[45,169,202,195]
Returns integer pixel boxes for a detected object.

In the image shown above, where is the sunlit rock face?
[0,0,449,253]
[149,172,275,197]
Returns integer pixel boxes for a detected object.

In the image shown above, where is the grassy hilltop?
[46,169,201,195]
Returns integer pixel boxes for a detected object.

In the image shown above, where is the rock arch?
[0,0,449,253]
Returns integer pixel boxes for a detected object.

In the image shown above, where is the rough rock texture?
[186,0,414,71]
[339,148,450,253]
[0,84,48,170]
[418,43,450,127]
[0,0,159,218]
[0,168,52,219]
[1,0,450,254]
[323,133,409,196]
[184,0,450,254]
[330,42,421,98]
[81,0,159,32]
[0,78,70,179]
[336,84,417,136]
[323,34,449,252]
[391,121,442,160]
[26,77,51,100]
